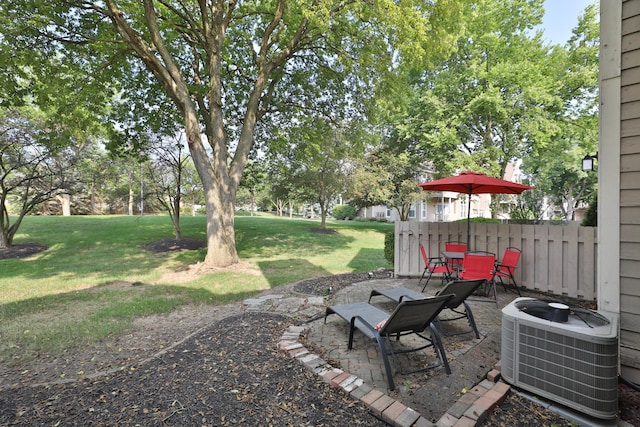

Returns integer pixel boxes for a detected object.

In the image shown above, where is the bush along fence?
[394,221,597,301]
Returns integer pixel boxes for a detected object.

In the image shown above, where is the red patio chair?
[459,251,498,306]
[418,244,451,291]
[494,247,522,296]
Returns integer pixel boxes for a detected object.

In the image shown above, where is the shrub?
[453,217,500,224]
[384,231,394,265]
[582,194,597,227]
[332,205,357,220]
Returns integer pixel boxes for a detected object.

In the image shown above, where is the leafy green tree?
[2,0,463,267]
[350,146,423,221]
[0,108,75,248]
[279,120,358,229]
[521,4,599,220]
[509,187,546,222]
[0,2,112,234]
[388,0,599,222]
[581,193,597,227]
[75,149,122,215]
[525,132,597,221]
[238,159,268,216]
[146,134,191,239]
[266,165,305,217]
[400,0,559,215]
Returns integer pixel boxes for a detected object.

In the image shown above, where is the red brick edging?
[278,325,510,427]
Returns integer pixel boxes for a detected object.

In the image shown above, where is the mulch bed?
[0,312,387,426]
[0,242,49,260]
[293,269,393,295]
[142,238,206,253]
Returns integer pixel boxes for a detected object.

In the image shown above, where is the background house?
[358,192,492,222]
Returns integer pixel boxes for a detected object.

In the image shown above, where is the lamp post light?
[582,152,598,171]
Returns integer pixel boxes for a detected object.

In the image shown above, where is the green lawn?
[0,214,392,361]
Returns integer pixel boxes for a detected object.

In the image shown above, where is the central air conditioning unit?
[501,297,619,420]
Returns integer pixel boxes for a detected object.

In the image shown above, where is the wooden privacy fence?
[394,221,598,301]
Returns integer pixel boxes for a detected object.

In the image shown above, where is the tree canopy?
[520,3,600,220]
[400,0,558,180]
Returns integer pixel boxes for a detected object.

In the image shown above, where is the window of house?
[460,196,467,218]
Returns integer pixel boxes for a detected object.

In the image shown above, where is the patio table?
[441,251,465,260]
[441,251,465,278]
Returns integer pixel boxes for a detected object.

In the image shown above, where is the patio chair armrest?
[494,262,514,273]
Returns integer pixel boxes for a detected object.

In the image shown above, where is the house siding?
[620,0,640,383]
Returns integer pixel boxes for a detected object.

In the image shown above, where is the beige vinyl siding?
[620,0,640,384]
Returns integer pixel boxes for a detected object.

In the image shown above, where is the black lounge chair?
[369,279,486,339]
[324,294,454,391]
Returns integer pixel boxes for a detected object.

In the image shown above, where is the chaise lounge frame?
[369,279,485,339]
[324,294,454,390]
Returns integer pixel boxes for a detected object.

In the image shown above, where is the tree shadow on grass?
[0,239,206,281]
[257,248,391,290]
[235,220,356,258]
[347,247,391,272]
[257,259,332,289]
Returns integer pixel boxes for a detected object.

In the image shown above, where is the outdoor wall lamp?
[582,152,598,171]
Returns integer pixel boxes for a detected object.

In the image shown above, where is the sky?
[540,0,596,44]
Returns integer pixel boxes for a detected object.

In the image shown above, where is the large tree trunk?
[90,176,96,215]
[172,197,182,240]
[186,109,241,267]
[0,213,24,249]
[203,185,238,266]
[59,194,71,216]
[0,229,10,249]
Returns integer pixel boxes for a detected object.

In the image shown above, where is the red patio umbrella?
[418,171,533,246]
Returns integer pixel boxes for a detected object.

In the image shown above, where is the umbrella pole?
[466,191,472,249]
